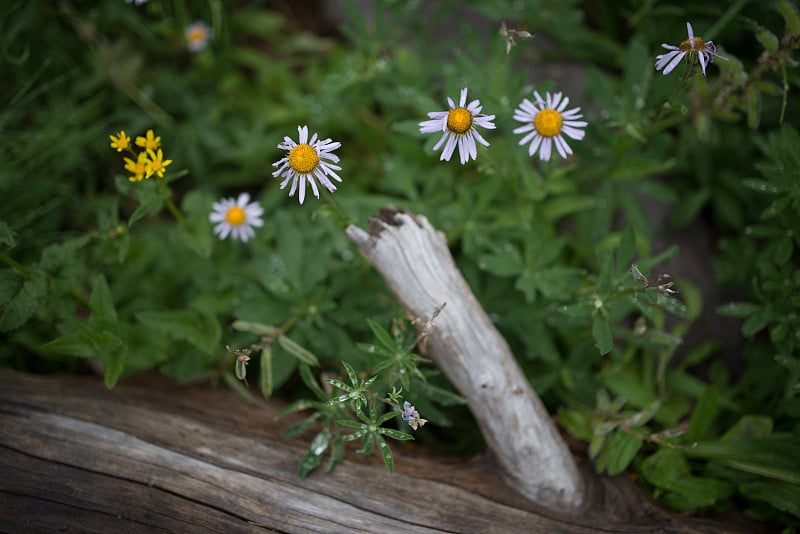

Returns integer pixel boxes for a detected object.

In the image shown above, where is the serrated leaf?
[42,323,123,358]
[641,448,734,510]
[136,309,221,353]
[479,246,523,277]
[0,270,45,332]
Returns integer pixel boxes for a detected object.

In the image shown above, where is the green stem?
[164,196,186,223]
[0,252,32,276]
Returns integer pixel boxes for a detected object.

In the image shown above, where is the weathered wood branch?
[0,370,751,533]
[346,207,584,510]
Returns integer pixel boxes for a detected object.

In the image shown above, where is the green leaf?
[104,351,124,389]
[375,435,394,472]
[479,245,523,276]
[717,302,760,318]
[260,347,272,398]
[42,323,123,358]
[282,413,320,439]
[276,334,319,366]
[367,318,397,352]
[558,409,592,441]
[136,309,221,353]
[326,434,344,473]
[541,196,597,221]
[603,430,643,476]
[0,270,45,332]
[720,415,773,442]
[89,274,117,324]
[298,430,329,479]
[298,364,327,401]
[222,372,256,403]
[742,312,770,337]
[379,428,414,441]
[0,221,16,248]
[641,449,734,510]
[687,385,718,443]
[592,314,613,355]
[230,320,280,337]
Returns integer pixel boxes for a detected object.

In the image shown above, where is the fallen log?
[0,370,753,533]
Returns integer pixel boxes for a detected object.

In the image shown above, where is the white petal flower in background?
[209,193,264,242]
[655,22,728,76]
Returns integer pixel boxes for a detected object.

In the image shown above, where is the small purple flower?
[402,401,427,431]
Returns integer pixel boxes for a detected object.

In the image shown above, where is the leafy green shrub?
[1,0,798,527]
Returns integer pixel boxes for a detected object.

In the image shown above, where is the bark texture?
[346,207,584,509]
[0,370,751,533]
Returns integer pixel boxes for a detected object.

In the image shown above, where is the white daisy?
[185,21,212,53]
[272,125,342,205]
[655,22,727,76]
[512,90,587,161]
[209,193,264,242]
[418,87,496,164]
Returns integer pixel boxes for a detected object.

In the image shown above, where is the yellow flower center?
[288,144,319,174]
[446,107,473,134]
[533,109,563,137]
[189,28,206,43]
[151,160,164,173]
[679,37,705,52]
[225,206,246,226]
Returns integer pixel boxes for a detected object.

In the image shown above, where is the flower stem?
[0,252,32,276]
[164,196,186,223]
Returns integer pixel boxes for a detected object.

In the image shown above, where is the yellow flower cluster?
[109,129,173,182]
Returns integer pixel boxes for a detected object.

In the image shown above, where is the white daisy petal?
[418,87,495,164]
[208,193,264,242]
[272,125,343,204]
[512,89,587,162]
[655,22,728,76]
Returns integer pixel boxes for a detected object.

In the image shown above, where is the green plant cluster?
[1,0,799,528]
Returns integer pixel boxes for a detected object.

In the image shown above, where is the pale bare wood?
[0,370,752,533]
[346,207,585,510]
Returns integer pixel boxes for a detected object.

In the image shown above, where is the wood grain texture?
[0,370,753,533]
[346,207,584,509]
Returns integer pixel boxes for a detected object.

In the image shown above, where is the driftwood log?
[0,370,752,533]
[346,207,584,509]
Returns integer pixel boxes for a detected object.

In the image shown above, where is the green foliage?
[1,0,799,527]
